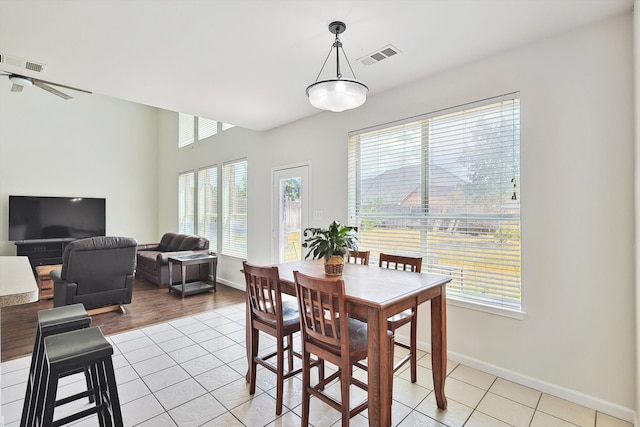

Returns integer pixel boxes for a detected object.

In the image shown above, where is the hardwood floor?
[1,277,246,362]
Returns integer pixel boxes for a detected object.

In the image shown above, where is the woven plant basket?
[324,255,345,276]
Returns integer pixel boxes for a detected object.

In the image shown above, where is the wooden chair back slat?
[379,253,422,273]
[294,271,346,351]
[243,262,282,326]
[347,250,370,265]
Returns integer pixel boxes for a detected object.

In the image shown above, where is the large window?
[348,94,521,311]
[198,166,218,252]
[222,159,248,258]
[178,171,195,234]
[177,166,219,252]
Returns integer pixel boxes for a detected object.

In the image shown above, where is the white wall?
[0,88,160,254]
[158,12,636,419]
[425,13,635,418]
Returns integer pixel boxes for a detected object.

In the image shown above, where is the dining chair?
[243,261,308,415]
[379,253,423,383]
[293,270,393,427]
[347,250,370,265]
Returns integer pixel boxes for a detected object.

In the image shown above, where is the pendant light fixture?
[306,21,368,112]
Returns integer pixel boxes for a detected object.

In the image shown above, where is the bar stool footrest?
[54,389,95,407]
[52,404,105,427]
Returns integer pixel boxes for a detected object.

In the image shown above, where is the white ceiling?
[0,0,633,131]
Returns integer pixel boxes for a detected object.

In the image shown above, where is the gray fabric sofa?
[136,232,210,286]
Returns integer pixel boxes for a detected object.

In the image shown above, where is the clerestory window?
[178,113,235,148]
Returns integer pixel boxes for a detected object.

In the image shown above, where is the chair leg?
[301,351,311,427]
[102,357,124,427]
[275,334,285,415]
[249,327,259,395]
[341,367,350,427]
[317,358,325,390]
[287,334,294,372]
[410,308,418,383]
[21,330,42,427]
[84,366,96,403]
[90,363,106,427]
[389,334,395,410]
[32,351,51,427]
[40,363,58,427]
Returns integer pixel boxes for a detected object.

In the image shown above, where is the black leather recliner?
[50,236,138,313]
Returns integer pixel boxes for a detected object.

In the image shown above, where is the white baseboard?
[413,336,636,424]
[215,277,243,291]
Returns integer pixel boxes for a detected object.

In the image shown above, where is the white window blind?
[222,159,248,258]
[198,166,218,252]
[198,117,218,140]
[178,171,195,234]
[178,113,195,147]
[348,94,521,311]
[222,122,235,131]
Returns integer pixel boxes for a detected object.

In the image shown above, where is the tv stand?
[15,240,74,272]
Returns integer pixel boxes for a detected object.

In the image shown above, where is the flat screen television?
[8,195,106,241]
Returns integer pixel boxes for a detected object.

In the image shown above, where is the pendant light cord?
[334,36,342,78]
[313,32,359,82]
[314,44,335,82]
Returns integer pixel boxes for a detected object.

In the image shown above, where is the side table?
[168,254,217,300]
[35,264,61,301]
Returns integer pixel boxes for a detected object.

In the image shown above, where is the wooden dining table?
[247,259,451,427]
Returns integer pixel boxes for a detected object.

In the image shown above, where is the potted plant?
[302,220,359,276]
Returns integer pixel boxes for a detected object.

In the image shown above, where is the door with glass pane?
[273,165,309,263]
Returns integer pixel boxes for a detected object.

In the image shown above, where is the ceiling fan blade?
[35,78,91,95]
[33,80,72,99]
[11,83,24,92]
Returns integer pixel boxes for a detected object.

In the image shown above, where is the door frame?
[270,162,311,264]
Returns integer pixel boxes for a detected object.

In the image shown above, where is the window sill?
[218,252,246,260]
[447,297,526,320]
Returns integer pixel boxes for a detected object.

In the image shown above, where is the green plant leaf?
[302,220,359,261]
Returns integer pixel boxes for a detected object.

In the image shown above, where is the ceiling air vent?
[357,44,401,66]
[0,52,47,73]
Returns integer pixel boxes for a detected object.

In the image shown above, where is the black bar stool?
[35,326,123,426]
[21,304,92,427]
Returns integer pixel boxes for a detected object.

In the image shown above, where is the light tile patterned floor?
[1,302,632,427]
